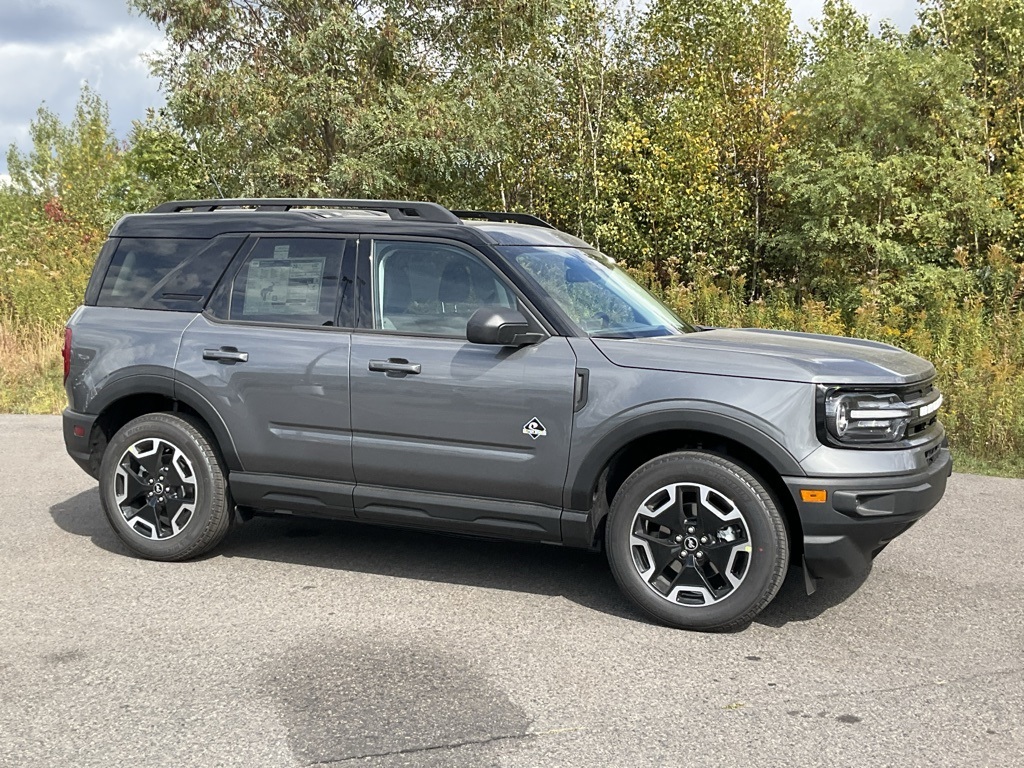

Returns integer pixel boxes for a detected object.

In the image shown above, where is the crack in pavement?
[797,664,1024,703]
[306,731,537,765]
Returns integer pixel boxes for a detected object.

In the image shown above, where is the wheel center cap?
[154,483,164,494]
[683,536,699,551]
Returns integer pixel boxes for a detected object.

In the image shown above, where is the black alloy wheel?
[99,413,232,560]
[606,451,789,631]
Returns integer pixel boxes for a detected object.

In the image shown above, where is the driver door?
[348,238,578,541]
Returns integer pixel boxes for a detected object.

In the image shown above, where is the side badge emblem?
[523,418,547,440]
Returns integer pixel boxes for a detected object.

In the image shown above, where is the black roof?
[109,199,590,248]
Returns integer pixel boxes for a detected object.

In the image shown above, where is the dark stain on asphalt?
[836,714,863,724]
[265,638,531,765]
[43,649,86,665]
[745,655,762,661]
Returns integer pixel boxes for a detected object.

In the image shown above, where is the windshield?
[507,246,694,338]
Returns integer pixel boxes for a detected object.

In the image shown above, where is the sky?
[0,0,920,181]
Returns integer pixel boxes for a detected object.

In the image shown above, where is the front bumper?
[783,446,952,580]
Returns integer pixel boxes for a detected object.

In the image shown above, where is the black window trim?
[204,232,357,332]
[353,235,556,341]
[84,238,120,306]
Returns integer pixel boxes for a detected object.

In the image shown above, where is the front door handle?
[368,358,421,375]
[203,347,249,363]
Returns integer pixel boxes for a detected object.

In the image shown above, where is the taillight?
[62,327,72,383]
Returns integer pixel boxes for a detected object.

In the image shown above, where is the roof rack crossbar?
[149,198,462,224]
[451,210,555,229]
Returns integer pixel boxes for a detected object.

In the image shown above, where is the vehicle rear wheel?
[606,451,789,631]
[98,413,231,561]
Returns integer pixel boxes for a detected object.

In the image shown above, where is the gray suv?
[62,199,951,631]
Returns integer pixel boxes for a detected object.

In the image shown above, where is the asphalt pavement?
[0,415,1021,767]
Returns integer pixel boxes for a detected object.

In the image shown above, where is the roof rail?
[452,209,555,229]
[149,198,462,224]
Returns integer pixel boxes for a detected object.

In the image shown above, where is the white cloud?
[0,22,164,174]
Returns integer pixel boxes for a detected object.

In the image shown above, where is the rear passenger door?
[348,238,578,541]
[175,234,355,491]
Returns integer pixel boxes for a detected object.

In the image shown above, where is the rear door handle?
[203,347,249,363]
[368,358,421,375]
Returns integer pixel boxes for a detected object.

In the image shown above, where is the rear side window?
[226,237,345,326]
[97,237,242,311]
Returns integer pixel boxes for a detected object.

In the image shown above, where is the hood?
[592,328,934,385]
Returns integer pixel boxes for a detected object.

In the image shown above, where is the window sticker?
[242,257,326,315]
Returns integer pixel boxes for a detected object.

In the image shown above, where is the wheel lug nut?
[674,535,683,543]
[695,551,704,560]
[687,526,696,534]
[700,536,708,544]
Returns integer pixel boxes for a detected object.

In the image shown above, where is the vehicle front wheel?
[606,451,789,631]
[98,413,231,561]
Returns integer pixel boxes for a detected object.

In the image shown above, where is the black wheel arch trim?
[85,372,242,472]
[564,408,805,513]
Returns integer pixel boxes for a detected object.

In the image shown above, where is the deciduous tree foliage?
[2,89,124,322]
[914,0,1024,245]
[3,0,1024,306]
[604,0,799,289]
[129,0,594,202]
[768,0,1006,303]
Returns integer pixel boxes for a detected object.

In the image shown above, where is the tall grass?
[0,321,65,414]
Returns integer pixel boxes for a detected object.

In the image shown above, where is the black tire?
[98,413,232,561]
[606,451,788,631]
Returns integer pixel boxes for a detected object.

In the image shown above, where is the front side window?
[372,240,517,337]
[508,246,694,338]
[227,237,345,326]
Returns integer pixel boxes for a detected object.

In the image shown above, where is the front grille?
[897,379,942,444]
[900,381,934,402]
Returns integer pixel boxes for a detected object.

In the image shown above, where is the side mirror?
[467,307,543,347]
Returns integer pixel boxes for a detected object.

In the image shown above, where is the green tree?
[6,86,123,228]
[122,111,214,210]
[767,0,1004,303]
[600,0,800,289]
[914,0,1024,246]
[1,88,123,322]
[130,0,589,202]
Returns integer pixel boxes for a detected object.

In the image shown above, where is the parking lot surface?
[0,415,1021,767]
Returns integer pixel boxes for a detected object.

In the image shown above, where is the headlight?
[824,391,914,444]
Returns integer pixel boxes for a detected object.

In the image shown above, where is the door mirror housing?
[467,307,543,347]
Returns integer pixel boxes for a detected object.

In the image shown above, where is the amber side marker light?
[800,489,828,503]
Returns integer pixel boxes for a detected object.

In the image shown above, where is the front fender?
[563,404,806,513]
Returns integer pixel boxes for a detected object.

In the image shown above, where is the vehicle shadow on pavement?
[754,567,869,628]
[49,488,868,629]
[48,488,130,556]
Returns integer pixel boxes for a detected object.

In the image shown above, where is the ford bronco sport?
[62,199,951,631]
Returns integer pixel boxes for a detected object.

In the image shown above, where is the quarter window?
[97,237,241,311]
[372,241,516,337]
[228,238,345,326]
